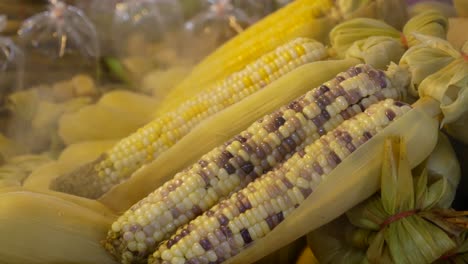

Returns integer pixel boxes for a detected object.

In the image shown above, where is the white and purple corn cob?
[150,99,412,264]
[104,65,402,263]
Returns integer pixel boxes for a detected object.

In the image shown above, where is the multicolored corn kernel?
[104,65,403,264]
[51,38,328,199]
[149,99,412,264]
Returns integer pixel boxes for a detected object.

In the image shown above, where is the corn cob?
[149,99,411,264]
[99,59,360,212]
[104,64,404,263]
[158,0,336,113]
[51,38,328,199]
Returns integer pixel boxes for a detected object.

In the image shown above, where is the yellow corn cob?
[149,99,412,264]
[104,65,404,263]
[158,0,336,113]
[51,38,328,199]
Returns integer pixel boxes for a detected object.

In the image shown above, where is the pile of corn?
[0,1,468,264]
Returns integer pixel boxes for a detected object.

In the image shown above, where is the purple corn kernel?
[346,142,356,152]
[336,75,346,82]
[241,142,253,153]
[281,177,294,189]
[385,109,396,121]
[240,229,253,244]
[312,162,324,175]
[394,101,406,107]
[321,109,331,121]
[198,160,208,167]
[265,216,275,230]
[221,225,233,238]
[240,162,254,174]
[235,135,247,143]
[199,168,211,184]
[341,131,353,143]
[200,238,213,251]
[274,116,286,129]
[192,205,203,215]
[276,212,285,223]
[363,131,373,140]
[167,238,175,249]
[181,228,190,236]
[330,151,342,164]
[340,110,351,120]
[299,187,313,197]
[288,101,303,112]
[217,214,229,226]
[224,163,236,174]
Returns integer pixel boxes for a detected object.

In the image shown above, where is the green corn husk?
[329,18,401,57]
[402,10,448,48]
[421,133,460,208]
[409,1,456,19]
[417,45,468,126]
[308,136,466,264]
[399,34,461,96]
[403,38,468,143]
[434,231,468,263]
[345,36,405,70]
[330,10,448,61]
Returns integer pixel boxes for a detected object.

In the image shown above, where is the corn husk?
[434,231,468,263]
[345,36,405,70]
[58,90,158,145]
[331,10,448,60]
[423,132,460,208]
[399,34,460,96]
[307,215,367,264]
[409,1,456,18]
[454,0,468,17]
[329,18,401,57]
[334,0,408,30]
[307,134,461,264]
[0,189,117,264]
[347,137,463,264]
[402,10,448,48]
[402,36,468,142]
[0,154,52,188]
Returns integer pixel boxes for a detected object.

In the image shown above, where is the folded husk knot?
[331,0,408,30]
[330,10,449,69]
[308,136,466,264]
[399,36,468,138]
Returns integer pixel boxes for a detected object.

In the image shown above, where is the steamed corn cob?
[150,99,411,264]
[104,65,404,263]
[99,59,361,213]
[52,38,328,199]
